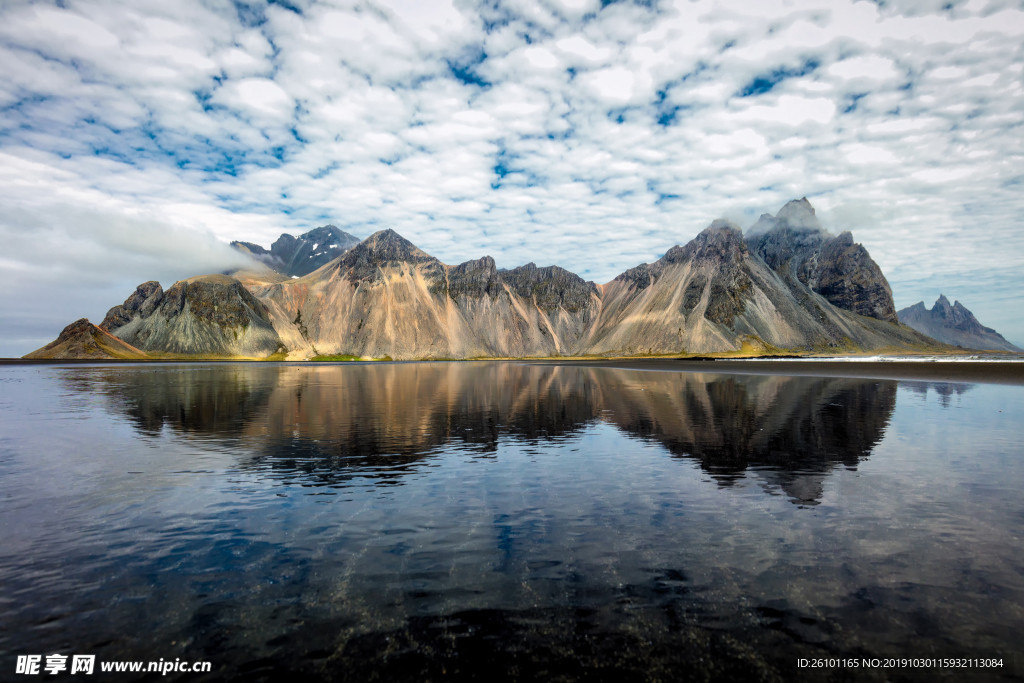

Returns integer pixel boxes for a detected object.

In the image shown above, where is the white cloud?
[213,77,295,120]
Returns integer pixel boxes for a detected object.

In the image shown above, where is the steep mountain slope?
[24,318,150,360]
[898,295,1022,352]
[250,229,600,359]
[584,219,929,356]
[232,225,361,277]
[101,275,283,357]
[747,198,898,323]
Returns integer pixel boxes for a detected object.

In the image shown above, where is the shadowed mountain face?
[232,225,361,278]
[37,198,936,360]
[98,275,282,357]
[897,295,1022,352]
[88,363,896,505]
[586,215,925,357]
[746,198,898,323]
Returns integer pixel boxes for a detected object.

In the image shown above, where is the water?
[1,362,1021,681]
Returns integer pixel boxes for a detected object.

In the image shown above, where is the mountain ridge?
[28,199,946,359]
[897,295,1021,352]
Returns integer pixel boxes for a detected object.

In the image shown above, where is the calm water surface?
[0,362,1021,681]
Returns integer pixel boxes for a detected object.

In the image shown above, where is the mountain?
[897,295,1022,352]
[32,198,945,360]
[232,225,361,277]
[98,275,283,357]
[250,229,601,359]
[746,198,898,323]
[583,214,924,356]
[24,318,150,360]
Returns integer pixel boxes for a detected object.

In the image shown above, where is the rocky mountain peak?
[678,220,747,264]
[501,262,599,313]
[101,281,164,331]
[23,318,150,360]
[775,197,822,232]
[746,212,778,236]
[336,229,443,284]
[747,198,897,323]
[57,318,94,342]
[447,255,500,300]
[357,229,436,264]
[234,224,360,278]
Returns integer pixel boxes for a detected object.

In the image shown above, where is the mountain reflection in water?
[4,362,1020,681]
[85,362,896,505]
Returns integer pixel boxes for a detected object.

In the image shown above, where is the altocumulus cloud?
[1,0,1023,355]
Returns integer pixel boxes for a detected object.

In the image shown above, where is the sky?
[1,0,1023,356]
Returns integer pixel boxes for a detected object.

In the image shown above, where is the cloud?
[1,0,1024,354]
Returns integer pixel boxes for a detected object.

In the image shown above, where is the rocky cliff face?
[897,295,1022,352]
[583,214,927,356]
[24,318,150,360]
[251,229,602,359]
[232,225,361,277]
[101,274,283,357]
[747,198,898,323]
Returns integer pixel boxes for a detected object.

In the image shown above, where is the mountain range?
[231,225,361,278]
[27,198,977,360]
[897,295,1022,352]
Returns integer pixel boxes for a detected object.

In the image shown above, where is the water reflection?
[75,363,896,504]
[598,373,896,504]
[901,380,972,407]
[12,363,1021,680]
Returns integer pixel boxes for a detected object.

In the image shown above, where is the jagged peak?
[708,218,742,232]
[299,224,358,242]
[663,220,747,265]
[57,318,96,342]
[504,261,592,282]
[453,255,496,271]
[696,219,745,242]
[774,197,824,232]
[355,229,437,263]
[746,212,778,236]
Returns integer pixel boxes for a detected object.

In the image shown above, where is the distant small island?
[24,198,1017,361]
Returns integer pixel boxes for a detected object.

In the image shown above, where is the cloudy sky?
[1,0,1023,356]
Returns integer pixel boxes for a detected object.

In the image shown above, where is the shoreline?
[4,355,1024,384]
[532,357,1024,385]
